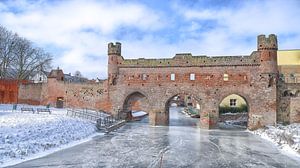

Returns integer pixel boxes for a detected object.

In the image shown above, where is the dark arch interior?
[122,92,148,121]
[218,94,249,129]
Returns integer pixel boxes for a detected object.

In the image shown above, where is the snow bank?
[132,111,148,117]
[252,124,300,154]
[0,104,67,114]
[0,105,98,166]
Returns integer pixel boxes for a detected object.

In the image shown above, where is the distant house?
[47,68,90,83]
[64,73,88,83]
[48,68,65,81]
[29,71,49,83]
[277,50,300,83]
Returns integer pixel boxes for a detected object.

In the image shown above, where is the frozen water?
[8,107,300,168]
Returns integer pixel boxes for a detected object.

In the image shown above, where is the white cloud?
[122,0,300,64]
[0,0,163,78]
[175,0,300,33]
[0,0,299,78]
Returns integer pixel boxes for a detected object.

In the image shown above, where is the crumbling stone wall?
[39,78,110,110]
[64,81,109,110]
[278,82,300,124]
[290,97,300,123]
[18,77,110,111]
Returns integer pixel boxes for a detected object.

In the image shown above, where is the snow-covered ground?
[0,104,100,167]
[251,124,300,155]
[132,111,147,117]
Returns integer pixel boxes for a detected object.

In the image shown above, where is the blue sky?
[0,0,299,79]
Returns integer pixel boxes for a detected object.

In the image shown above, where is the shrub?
[219,104,248,114]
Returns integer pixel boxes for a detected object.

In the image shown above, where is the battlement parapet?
[120,52,260,67]
[174,53,193,59]
[108,42,121,56]
[258,34,278,51]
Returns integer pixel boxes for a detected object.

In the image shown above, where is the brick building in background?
[0,34,299,129]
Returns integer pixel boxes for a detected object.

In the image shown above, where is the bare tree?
[0,25,52,80]
[0,26,17,79]
[74,70,83,78]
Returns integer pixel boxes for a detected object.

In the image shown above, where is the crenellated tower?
[258,34,278,74]
[108,42,122,85]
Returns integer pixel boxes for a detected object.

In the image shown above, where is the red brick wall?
[0,80,20,104]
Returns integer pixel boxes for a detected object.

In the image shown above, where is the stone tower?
[107,42,122,85]
[258,34,278,74]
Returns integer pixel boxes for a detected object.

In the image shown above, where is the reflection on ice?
[169,107,199,127]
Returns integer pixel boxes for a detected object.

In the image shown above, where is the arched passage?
[283,90,293,97]
[218,94,249,129]
[295,90,300,97]
[165,93,201,126]
[122,92,149,120]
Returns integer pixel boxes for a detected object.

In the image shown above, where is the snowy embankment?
[0,104,99,167]
[132,111,147,117]
[252,124,300,154]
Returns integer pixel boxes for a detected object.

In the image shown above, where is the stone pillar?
[149,109,169,126]
[200,110,218,129]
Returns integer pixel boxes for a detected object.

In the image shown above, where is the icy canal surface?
[8,107,300,168]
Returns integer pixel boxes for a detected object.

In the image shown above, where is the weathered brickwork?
[107,34,279,129]
[277,82,300,124]
[17,77,110,111]
[18,83,43,105]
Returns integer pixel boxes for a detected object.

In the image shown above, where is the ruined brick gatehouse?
[107,34,279,130]
[1,34,299,129]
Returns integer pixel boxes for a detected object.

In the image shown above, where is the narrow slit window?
[142,74,147,80]
[223,74,229,81]
[171,73,175,81]
[190,73,195,81]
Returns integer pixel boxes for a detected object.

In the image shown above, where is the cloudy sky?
[0,0,299,79]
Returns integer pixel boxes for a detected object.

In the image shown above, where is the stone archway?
[218,93,249,129]
[122,91,149,120]
[295,90,300,97]
[164,93,202,126]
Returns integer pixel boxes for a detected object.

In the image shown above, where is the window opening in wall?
[190,73,195,80]
[171,73,175,81]
[142,74,147,80]
[229,99,237,107]
[223,74,229,81]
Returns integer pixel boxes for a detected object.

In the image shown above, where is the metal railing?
[67,108,127,132]
[67,108,109,122]
[96,109,127,131]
